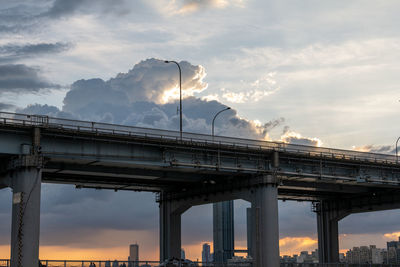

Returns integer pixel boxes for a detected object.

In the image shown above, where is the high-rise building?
[181,249,185,260]
[246,208,252,258]
[129,244,139,267]
[359,246,370,263]
[371,247,384,264]
[213,201,234,263]
[202,243,211,263]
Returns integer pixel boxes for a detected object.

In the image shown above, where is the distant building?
[181,249,185,260]
[359,246,370,263]
[280,249,317,264]
[213,201,234,263]
[227,256,252,267]
[202,243,211,263]
[346,244,391,264]
[339,253,345,263]
[129,244,139,267]
[371,247,385,264]
[388,247,397,264]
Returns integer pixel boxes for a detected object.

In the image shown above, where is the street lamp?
[396,136,400,163]
[164,60,182,140]
[212,107,231,140]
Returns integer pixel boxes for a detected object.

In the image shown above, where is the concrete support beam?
[159,197,189,261]
[316,201,348,263]
[10,167,42,267]
[250,175,280,267]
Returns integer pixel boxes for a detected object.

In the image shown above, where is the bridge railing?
[0,111,398,165]
[1,260,400,267]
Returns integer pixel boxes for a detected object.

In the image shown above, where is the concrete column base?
[10,167,42,267]
[317,200,348,263]
[159,196,189,261]
[250,176,279,267]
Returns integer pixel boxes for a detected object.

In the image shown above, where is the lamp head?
[164,60,170,63]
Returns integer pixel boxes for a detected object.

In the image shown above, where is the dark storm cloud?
[0,42,71,63]
[0,3,47,34]
[0,64,60,93]
[341,210,400,235]
[40,185,157,231]
[0,103,15,111]
[43,0,132,18]
[354,145,395,155]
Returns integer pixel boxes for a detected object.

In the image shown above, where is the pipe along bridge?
[1,112,400,267]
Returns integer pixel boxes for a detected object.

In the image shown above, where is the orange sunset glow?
[0,236,320,261]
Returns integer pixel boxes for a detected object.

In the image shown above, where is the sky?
[1,0,400,261]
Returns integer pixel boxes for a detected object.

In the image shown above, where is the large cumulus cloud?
[21,58,285,141]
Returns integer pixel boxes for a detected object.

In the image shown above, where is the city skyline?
[1,0,400,263]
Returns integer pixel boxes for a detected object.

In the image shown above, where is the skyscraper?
[202,243,211,263]
[181,249,186,260]
[213,200,234,263]
[129,244,139,267]
[246,208,252,257]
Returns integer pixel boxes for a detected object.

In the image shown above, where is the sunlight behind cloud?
[279,237,318,256]
[281,131,323,147]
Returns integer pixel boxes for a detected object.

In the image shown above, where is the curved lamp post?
[212,107,231,140]
[396,136,400,163]
[164,60,182,140]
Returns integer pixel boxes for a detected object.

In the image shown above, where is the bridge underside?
[1,117,400,266]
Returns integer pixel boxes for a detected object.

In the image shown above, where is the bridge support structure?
[9,167,42,267]
[316,200,349,264]
[0,127,43,267]
[159,194,190,261]
[159,174,279,267]
[249,175,280,267]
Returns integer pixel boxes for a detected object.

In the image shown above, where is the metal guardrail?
[280,264,400,267]
[1,260,400,267]
[0,260,252,267]
[0,111,398,165]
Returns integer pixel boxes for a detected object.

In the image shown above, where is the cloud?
[279,237,318,256]
[0,64,60,94]
[63,59,207,113]
[280,128,323,147]
[43,0,132,18]
[165,0,245,15]
[0,42,71,63]
[220,72,280,104]
[341,210,400,236]
[0,2,48,34]
[0,102,15,111]
[352,144,395,154]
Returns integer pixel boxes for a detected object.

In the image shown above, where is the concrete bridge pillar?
[316,200,348,264]
[250,175,280,267]
[10,167,42,267]
[159,195,190,261]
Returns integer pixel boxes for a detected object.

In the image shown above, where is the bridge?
[1,112,400,267]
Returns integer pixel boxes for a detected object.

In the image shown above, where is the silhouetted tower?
[213,201,234,263]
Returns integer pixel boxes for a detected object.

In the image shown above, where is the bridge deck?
[1,112,400,202]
